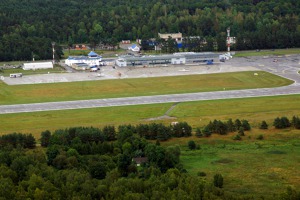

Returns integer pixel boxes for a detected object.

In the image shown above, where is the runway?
[0,55,299,114]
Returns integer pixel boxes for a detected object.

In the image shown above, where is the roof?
[158,32,182,39]
[132,157,148,164]
[67,56,102,60]
[88,51,98,57]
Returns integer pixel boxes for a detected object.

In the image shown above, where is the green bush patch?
[266,150,287,155]
[212,158,234,164]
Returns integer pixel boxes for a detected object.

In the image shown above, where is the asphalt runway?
[0,55,299,114]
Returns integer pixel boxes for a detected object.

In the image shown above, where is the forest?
[0,0,300,61]
[1,119,300,199]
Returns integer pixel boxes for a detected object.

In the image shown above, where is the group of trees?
[1,0,300,61]
[41,123,192,148]
[195,118,251,137]
[0,133,36,149]
[273,116,300,129]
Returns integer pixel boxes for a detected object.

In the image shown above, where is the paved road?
[0,55,299,114]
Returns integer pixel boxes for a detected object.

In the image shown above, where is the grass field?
[162,130,300,197]
[234,48,300,57]
[0,71,293,105]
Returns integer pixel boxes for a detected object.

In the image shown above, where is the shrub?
[198,171,207,177]
[256,134,264,140]
[195,128,203,137]
[233,134,242,140]
[238,127,245,136]
[202,126,212,137]
[188,140,196,150]
[213,173,224,188]
[273,117,291,129]
[259,121,268,129]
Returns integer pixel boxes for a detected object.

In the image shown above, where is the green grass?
[234,48,300,57]
[0,71,293,105]
[170,132,300,198]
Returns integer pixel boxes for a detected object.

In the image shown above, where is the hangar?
[23,62,53,70]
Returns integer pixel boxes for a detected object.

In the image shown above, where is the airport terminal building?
[116,52,220,67]
[65,51,102,67]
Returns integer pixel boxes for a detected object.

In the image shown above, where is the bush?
[195,128,203,137]
[188,140,196,150]
[197,171,207,177]
[233,134,242,141]
[259,121,268,129]
[213,173,223,188]
[273,117,291,129]
[256,134,264,140]
[202,126,212,137]
[238,127,245,136]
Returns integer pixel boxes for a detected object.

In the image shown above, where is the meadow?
[0,71,293,105]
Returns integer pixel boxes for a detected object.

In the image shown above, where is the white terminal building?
[116,52,220,67]
[65,51,102,67]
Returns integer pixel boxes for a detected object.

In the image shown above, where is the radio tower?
[227,27,231,54]
[52,42,55,64]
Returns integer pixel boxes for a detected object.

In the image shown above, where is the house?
[132,157,148,166]
[128,44,140,52]
[158,32,182,43]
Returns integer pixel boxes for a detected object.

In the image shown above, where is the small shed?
[23,62,53,70]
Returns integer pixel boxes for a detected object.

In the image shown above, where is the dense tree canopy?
[0,0,300,61]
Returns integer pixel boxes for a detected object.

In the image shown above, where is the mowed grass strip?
[0,71,293,105]
[1,94,300,138]
[0,103,173,138]
[168,94,300,128]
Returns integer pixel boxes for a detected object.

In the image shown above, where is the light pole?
[51,42,55,64]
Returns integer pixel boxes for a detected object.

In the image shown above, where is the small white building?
[65,51,102,67]
[23,62,53,70]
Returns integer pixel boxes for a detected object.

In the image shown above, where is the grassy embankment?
[0,71,293,105]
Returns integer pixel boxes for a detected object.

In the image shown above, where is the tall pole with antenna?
[51,42,55,64]
[226,27,230,54]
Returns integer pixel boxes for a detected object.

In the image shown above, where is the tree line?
[0,0,300,61]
